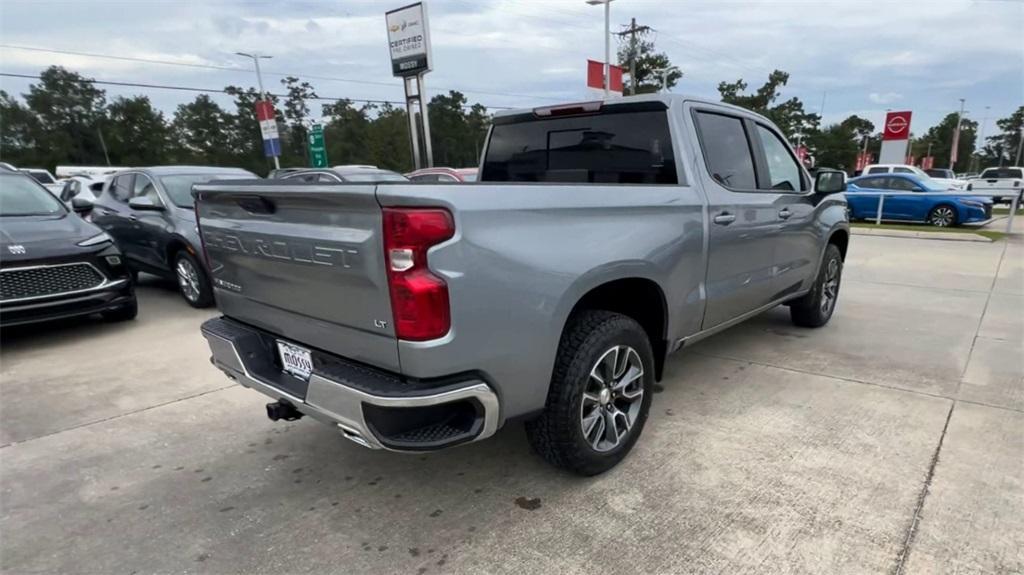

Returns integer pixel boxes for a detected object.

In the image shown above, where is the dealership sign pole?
[386,2,433,170]
[878,110,912,164]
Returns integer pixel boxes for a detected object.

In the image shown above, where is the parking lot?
[1,233,1021,574]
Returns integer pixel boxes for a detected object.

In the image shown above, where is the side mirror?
[815,169,847,194]
[128,196,165,211]
[71,197,93,213]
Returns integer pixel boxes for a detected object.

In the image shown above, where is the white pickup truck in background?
[967,166,1024,204]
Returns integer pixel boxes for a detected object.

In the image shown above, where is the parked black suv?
[0,172,136,326]
[90,166,255,307]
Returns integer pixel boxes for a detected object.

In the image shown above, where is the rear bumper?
[200,317,500,451]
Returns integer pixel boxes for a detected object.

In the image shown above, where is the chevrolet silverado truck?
[195,94,850,475]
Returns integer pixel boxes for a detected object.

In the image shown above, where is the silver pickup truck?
[195,94,849,475]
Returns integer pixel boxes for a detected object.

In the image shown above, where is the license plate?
[277,340,313,381]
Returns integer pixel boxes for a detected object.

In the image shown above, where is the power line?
[0,72,515,110]
[0,44,559,103]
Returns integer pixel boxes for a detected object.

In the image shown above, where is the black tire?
[927,204,958,227]
[790,243,843,328]
[174,251,213,308]
[101,297,138,322]
[525,310,655,476]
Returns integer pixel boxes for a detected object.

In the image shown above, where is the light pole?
[586,0,614,99]
[950,98,965,171]
[653,66,680,93]
[236,51,280,170]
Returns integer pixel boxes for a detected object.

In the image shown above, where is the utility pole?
[950,98,966,171]
[96,125,111,167]
[1016,126,1024,167]
[614,17,652,95]
[973,106,990,172]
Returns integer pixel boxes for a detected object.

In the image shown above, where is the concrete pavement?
[1,236,1021,574]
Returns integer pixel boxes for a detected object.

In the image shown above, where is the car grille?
[0,263,105,302]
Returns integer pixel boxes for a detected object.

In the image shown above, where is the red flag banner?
[586,60,624,93]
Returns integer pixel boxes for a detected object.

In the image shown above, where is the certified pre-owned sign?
[386,2,432,77]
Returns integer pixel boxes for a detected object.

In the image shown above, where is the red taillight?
[382,207,455,341]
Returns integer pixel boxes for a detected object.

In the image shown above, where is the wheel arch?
[559,276,669,381]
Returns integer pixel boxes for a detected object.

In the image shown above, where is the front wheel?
[928,205,957,227]
[790,243,843,328]
[525,311,654,476]
[174,251,213,308]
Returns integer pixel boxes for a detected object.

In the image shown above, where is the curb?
[850,227,993,243]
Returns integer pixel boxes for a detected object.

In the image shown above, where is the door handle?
[778,208,792,220]
[713,212,736,225]
[128,215,138,222]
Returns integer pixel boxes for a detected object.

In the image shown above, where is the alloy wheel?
[820,257,840,315]
[580,345,645,453]
[176,258,200,302]
[930,206,955,227]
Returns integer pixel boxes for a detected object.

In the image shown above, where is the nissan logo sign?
[887,116,908,134]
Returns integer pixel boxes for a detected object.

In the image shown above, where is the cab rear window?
[982,168,1023,179]
[481,109,677,184]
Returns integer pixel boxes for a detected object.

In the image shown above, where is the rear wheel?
[525,311,654,476]
[790,243,843,328]
[175,251,213,308]
[928,205,957,227]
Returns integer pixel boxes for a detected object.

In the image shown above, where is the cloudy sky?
[1,0,1022,135]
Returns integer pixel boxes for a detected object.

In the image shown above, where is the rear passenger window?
[867,167,888,174]
[111,175,134,202]
[893,167,913,174]
[481,109,677,184]
[755,125,804,191]
[694,112,756,189]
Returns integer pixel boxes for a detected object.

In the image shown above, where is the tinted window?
[694,112,756,189]
[893,167,914,174]
[867,167,889,174]
[0,174,65,216]
[925,169,953,179]
[111,174,134,202]
[854,177,887,189]
[887,177,918,191]
[133,175,162,203]
[756,125,803,191]
[24,171,55,184]
[410,174,442,182]
[482,110,677,184]
[981,168,1023,179]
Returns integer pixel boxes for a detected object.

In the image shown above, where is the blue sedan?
[846,174,992,227]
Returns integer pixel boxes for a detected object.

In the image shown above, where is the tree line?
[2,64,1021,176]
[0,66,488,176]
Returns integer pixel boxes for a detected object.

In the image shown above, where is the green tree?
[0,90,40,167]
[104,96,171,165]
[321,99,373,166]
[23,66,108,168]
[427,91,488,167]
[615,27,681,94]
[365,104,413,172]
[921,112,978,172]
[171,94,235,166]
[979,106,1023,167]
[718,70,819,138]
[279,76,318,165]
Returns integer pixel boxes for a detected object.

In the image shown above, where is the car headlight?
[77,231,113,247]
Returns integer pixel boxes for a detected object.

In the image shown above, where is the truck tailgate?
[193,182,399,372]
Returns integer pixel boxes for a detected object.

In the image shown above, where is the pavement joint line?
[686,350,1024,415]
[955,238,1010,396]
[843,278,995,294]
[891,401,956,575]
[0,383,237,449]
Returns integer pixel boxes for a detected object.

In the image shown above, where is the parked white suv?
[862,164,966,190]
[967,167,1023,204]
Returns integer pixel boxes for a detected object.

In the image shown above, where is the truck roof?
[490,93,753,120]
